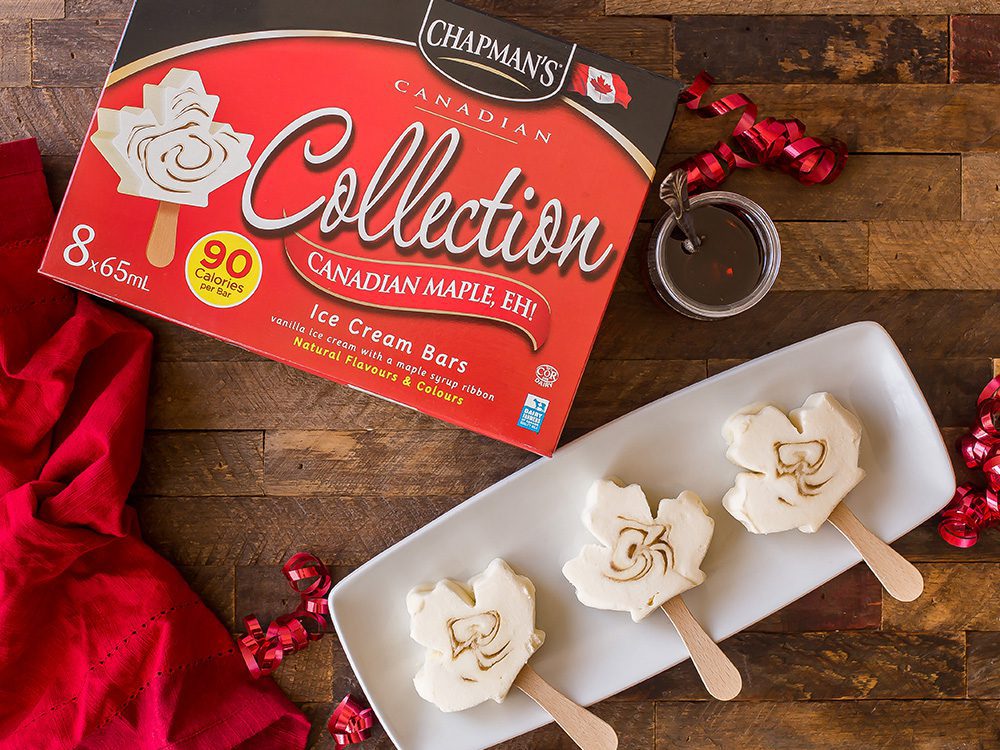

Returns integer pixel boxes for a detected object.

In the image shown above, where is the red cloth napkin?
[0,139,310,749]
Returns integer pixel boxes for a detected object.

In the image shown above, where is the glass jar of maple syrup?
[647,191,780,320]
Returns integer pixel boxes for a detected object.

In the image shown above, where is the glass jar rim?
[647,190,781,320]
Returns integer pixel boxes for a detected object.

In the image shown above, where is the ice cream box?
[40,0,681,456]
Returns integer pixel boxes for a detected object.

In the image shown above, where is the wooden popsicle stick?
[514,664,618,750]
[146,201,180,268]
[661,595,742,701]
[828,502,923,602]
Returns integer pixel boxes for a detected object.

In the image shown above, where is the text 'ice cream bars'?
[40,0,681,455]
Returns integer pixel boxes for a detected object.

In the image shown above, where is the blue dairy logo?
[517,394,550,433]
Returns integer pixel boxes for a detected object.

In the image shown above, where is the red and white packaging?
[41,0,680,455]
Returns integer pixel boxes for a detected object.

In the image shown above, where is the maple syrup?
[648,191,781,320]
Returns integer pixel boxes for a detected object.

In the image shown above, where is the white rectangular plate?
[329,321,956,750]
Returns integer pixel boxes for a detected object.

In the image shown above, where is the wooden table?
[4,0,1000,747]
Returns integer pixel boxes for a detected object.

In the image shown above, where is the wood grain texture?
[674,16,948,83]
[136,430,264,497]
[968,632,1000,698]
[31,18,123,85]
[749,565,881,632]
[65,0,129,17]
[595,291,1000,361]
[963,153,1000,221]
[271,637,335,704]
[135,495,461,567]
[0,0,62,18]
[652,700,1000,750]
[895,520,1000,563]
[665,84,1000,154]
[882,563,1000,630]
[0,86,97,154]
[869,222,1000,289]
[0,21,30,86]
[610,0,1000,14]
[649,155,961,222]
[264,429,533,497]
[513,16,671,76]
[178,565,235,631]
[626,631,965,701]
[951,15,1000,83]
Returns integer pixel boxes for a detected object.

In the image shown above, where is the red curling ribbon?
[938,375,1000,547]
[939,484,1000,548]
[238,552,334,678]
[672,71,848,193]
[328,694,376,747]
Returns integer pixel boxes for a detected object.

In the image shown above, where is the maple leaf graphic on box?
[589,74,613,95]
[570,63,632,108]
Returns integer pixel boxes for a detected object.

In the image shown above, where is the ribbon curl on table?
[238,552,332,678]
[328,694,376,748]
[671,72,848,193]
[939,376,1000,547]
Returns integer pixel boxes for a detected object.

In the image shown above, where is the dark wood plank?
[882,563,1000,630]
[0,0,63,18]
[665,85,1000,154]
[906,357,992,428]
[487,0,602,17]
[31,18,123,86]
[65,0,129,17]
[136,430,265,497]
[264,430,533,497]
[135,495,459,567]
[951,15,1000,83]
[567,358,706,424]
[148,361,447,431]
[649,155,960,222]
[178,565,235,631]
[625,631,965,701]
[870,222,1000,289]
[492,702,654,749]
[963,153,1000,221]
[652,700,1000,750]
[750,565,881,632]
[271,637,334,704]
[595,290,1000,361]
[611,0,1000,14]
[895,519,1000,563]
[148,359,705,431]
[969,632,1000,698]
[0,86,98,155]
[0,21,30,86]
[511,17,671,76]
[674,16,947,83]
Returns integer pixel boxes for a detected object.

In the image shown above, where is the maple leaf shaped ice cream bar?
[91,68,253,268]
[722,392,924,601]
[408,559,617,750]
[563,480,742,701]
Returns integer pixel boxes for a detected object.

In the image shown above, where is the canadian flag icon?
[570,63,632,108]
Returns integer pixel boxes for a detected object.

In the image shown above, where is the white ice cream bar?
[563,480,714,622]
[91,68,253,207]
[406,558,544,713]
[722,392,866,534]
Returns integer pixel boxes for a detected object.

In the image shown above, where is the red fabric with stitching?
[0,138,309,750]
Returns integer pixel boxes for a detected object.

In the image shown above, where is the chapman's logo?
[418,0,576,103]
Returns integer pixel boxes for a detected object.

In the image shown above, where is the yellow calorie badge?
[185,231,263,308]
